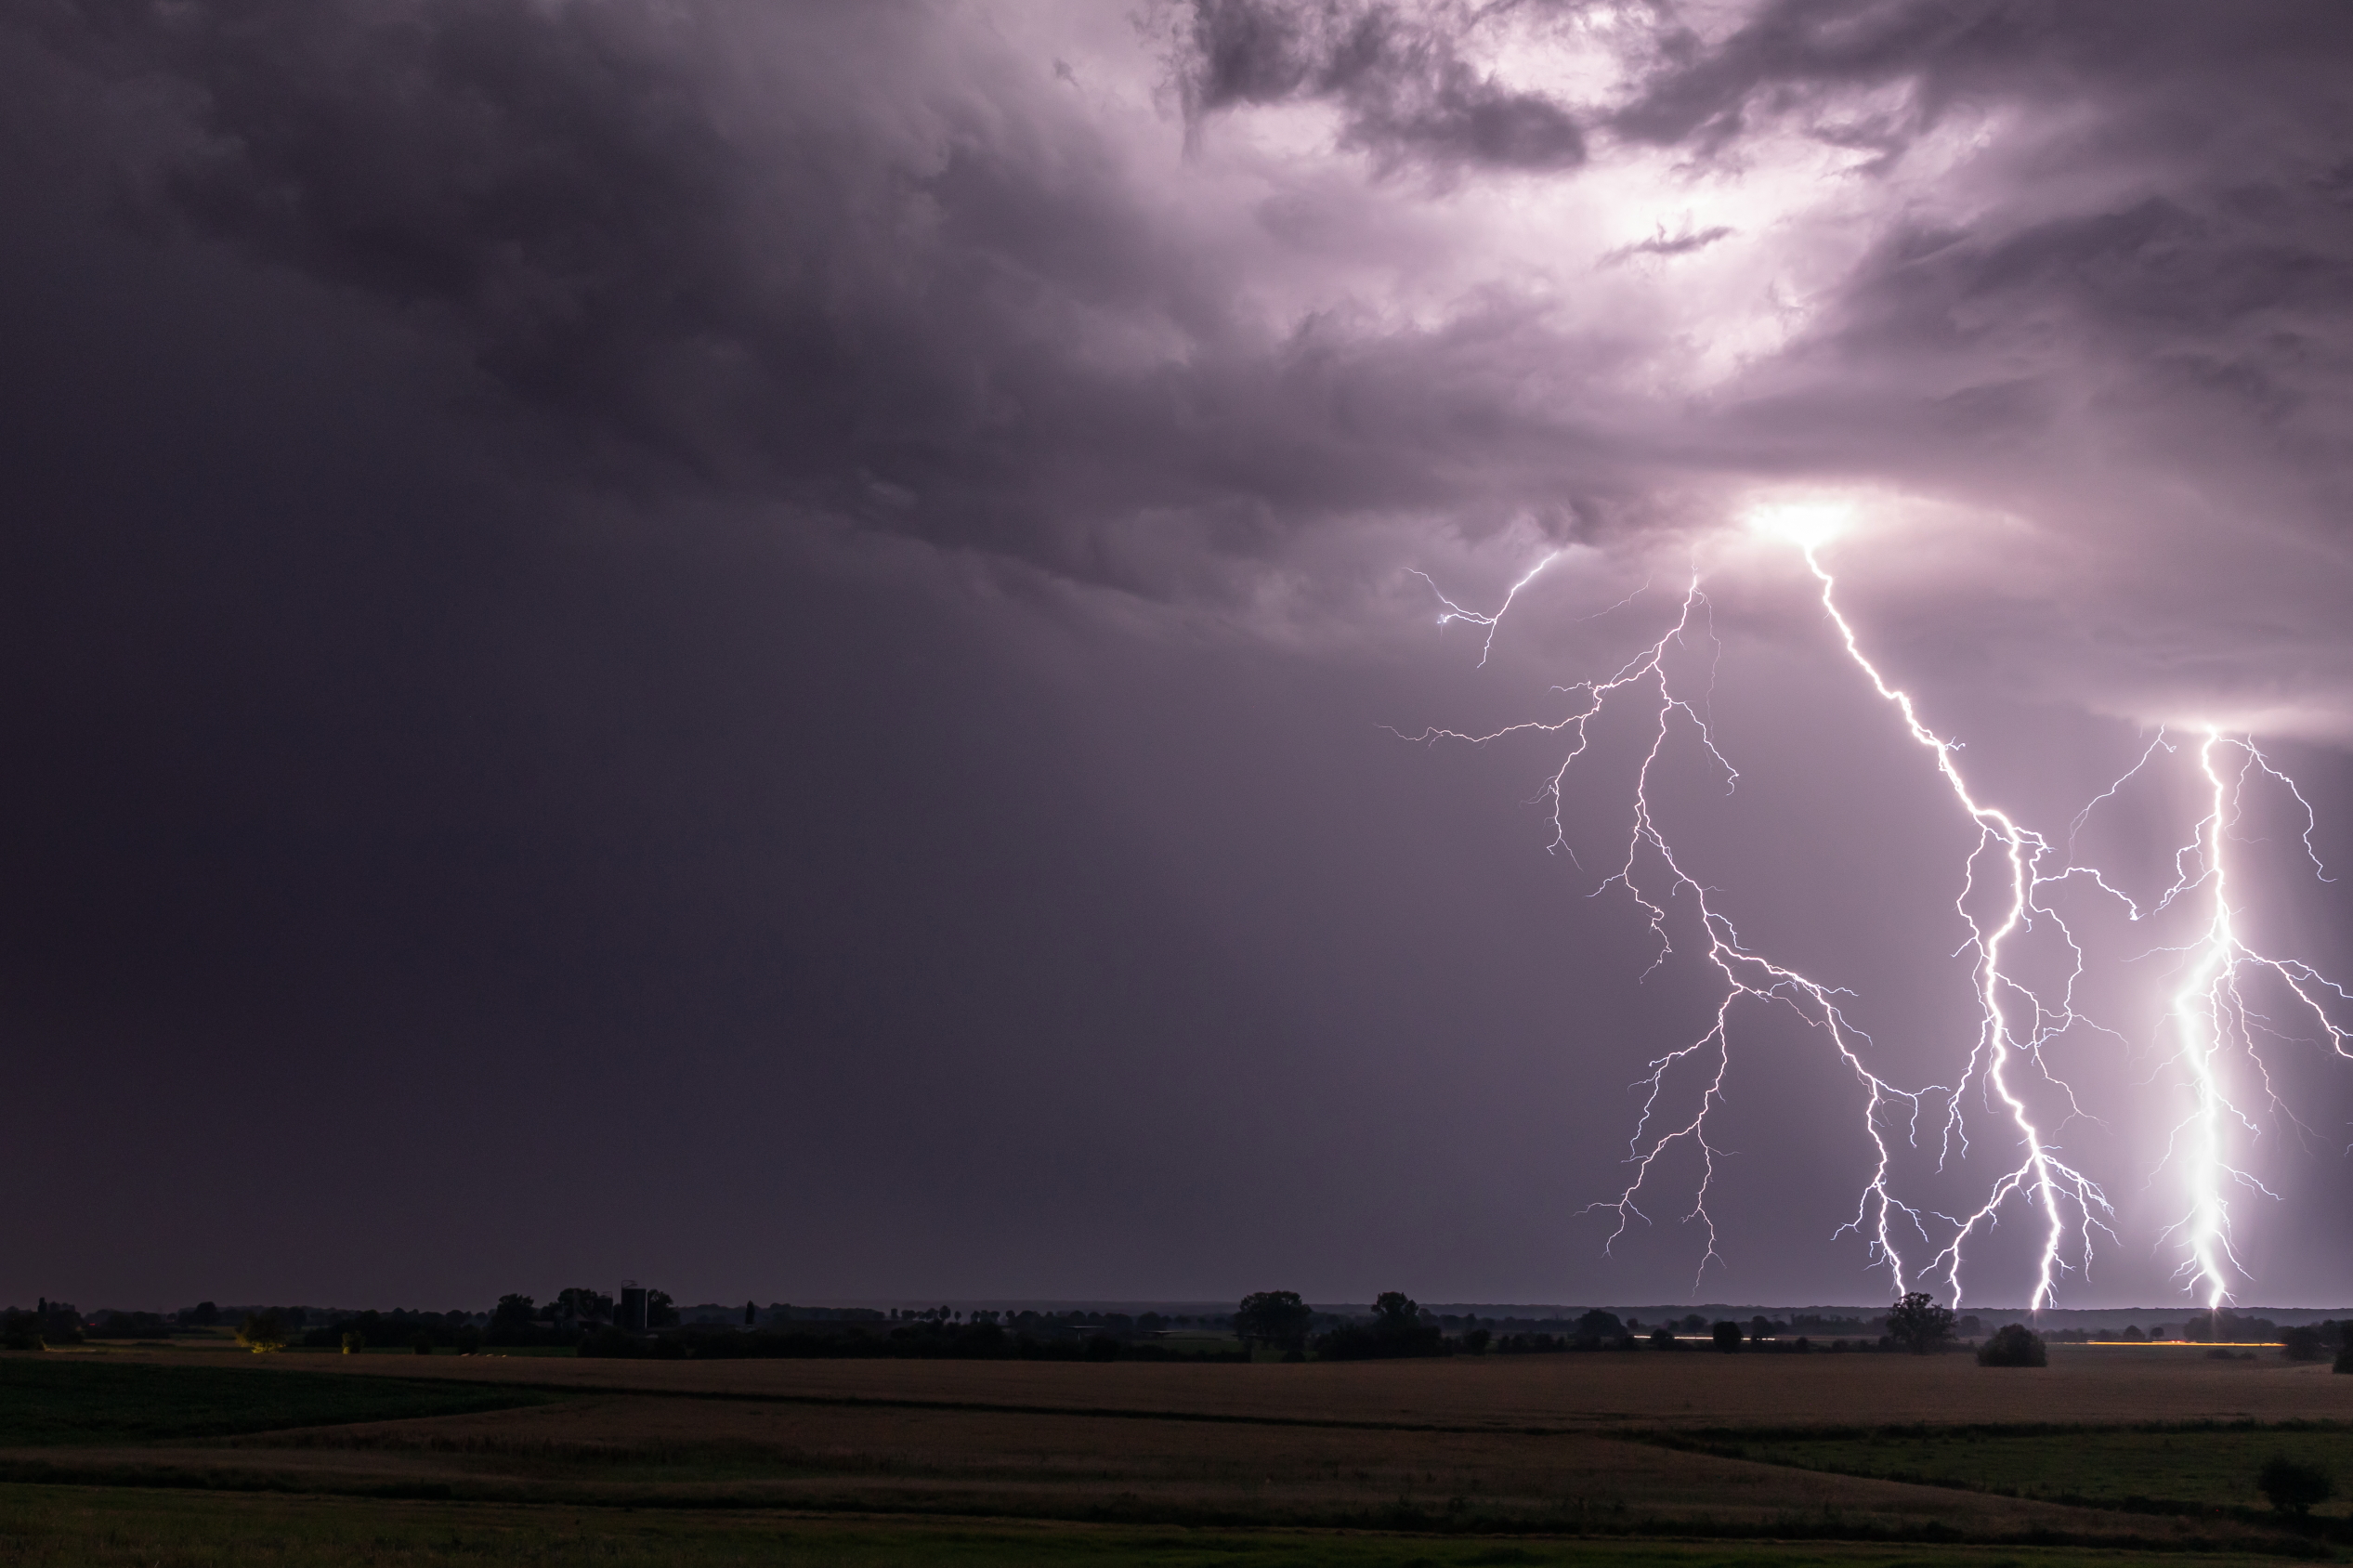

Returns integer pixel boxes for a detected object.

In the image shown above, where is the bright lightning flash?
[1411,529,2351,1307]
[2084,729,2353,1309]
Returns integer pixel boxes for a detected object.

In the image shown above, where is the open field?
[78,1341,2353,1431]
[1732,1428,2353,1518]
[0,1358,557,1446]
[7,1348,2353,1561]
[0,1485,2314,1568]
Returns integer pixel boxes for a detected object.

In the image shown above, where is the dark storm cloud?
[1610,0,2353,155]
[15,0,2353,703]
[29,0,1627,596]
[1181,0,1586,173]
[10,0,2353,1312]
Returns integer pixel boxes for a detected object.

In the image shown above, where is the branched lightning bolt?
[1411,535,2349,1307]
[1797,544,2114,1311]
[1405,567,1948,1295]
[2075,729,2353,1308]
[1404,538,2270,1305]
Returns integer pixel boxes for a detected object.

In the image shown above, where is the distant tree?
[1887,1293,1955,1354]
[1977,1324,2046,1367]
[1649,1326,1676,1350]
[1235,1291,1314,1354]
[340,1330,363,1355]
[553,1287,614,1325]
[1678,1313,1708,1334]
[744,1300,757,1326]
[182,1301,221,1327]
[1314,1293,1444,1361]
[411,1331,435,1355]
[1575,1309,1625,1342]
[1712,1321,1742,1352]
[1463,1327,1492,1354]
[647,1290,679,1328]
[2333,1339,2353,1376]
[2282,1326,2327,1363]
[491,1295,536,1332]
[235,1312,288,1354]
[2259,1456,2333,1516]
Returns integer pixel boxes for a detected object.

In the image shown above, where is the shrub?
[1649,1326,1675,1350]
[2333,1341,2353,1375]
[1977,1324,2046,1366]
[1711,1321,1742,1352]
[235,1312,288,1354]
[2259,1455,2333,1516]
[340,1331,362,1355]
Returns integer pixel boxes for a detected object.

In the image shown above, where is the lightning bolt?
[2076,729,2353,1309]
[1402,529,2348,1307]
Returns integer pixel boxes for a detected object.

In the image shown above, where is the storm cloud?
[7,0,2353,1309]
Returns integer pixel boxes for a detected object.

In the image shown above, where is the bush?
[235,1313,287,1354]
[340,1331,362,1355]
[1649,1326,1676,1350]
[2281,1326,2326,1362]
[1711,1321,1743,1352]
[1977,1324,2046,1366]
[2333,1342,2353,1376]
[2259,1455,2333,1515]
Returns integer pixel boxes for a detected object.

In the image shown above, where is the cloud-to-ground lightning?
[1413,519,2351,1308]
[2069,729,2353,1308]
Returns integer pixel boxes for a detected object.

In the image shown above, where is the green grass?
[0,1484,2312,1567]
[0,1357,561,1446]
[1729,1428,2353,1517]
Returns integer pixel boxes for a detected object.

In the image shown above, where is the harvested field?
[9,1349,2352,1560]
[99,1342,2353,1433]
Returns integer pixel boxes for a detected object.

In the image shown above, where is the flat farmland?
[11,1348,2353,1562]
[108,1341,2353,1431]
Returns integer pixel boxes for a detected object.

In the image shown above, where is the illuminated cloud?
[7,0,2352,1304]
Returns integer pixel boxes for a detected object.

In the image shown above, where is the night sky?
[7,1,2353,1313]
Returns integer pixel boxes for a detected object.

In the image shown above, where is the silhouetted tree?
[1235,1290,1314,1354]
[1575,1309,1624,1341]
[2260,1456,2333,1515]
[1649,1326,1676,1350]
[1977,1324,2046,1366]
[1712,1321,1743,1352]
[235,1312,287,1353]
[1887,1292,1955,1354]
[2282,1326,2326,1362]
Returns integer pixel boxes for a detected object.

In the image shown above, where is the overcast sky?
[7,0,2353,1313]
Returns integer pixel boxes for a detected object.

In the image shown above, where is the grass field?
[0,1358,558,1445]
[1731,1426,2353,1517]
[7,1347,2352,1561]
[0,1485,2320,1568]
